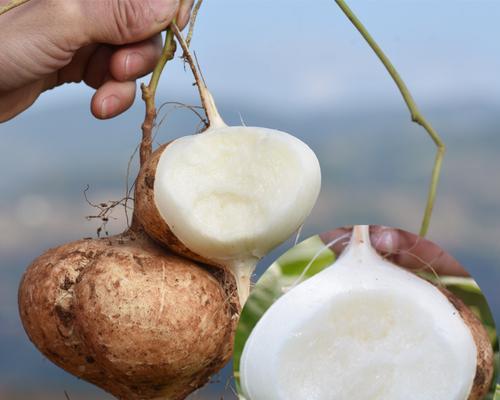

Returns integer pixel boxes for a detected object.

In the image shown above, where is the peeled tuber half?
[239,225,494,400]
[135,93,321,305]
[18,231,238,400]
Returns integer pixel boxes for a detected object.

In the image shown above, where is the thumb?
[76,0,180,46]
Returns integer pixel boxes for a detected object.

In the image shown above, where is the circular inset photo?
[234,225,498,400]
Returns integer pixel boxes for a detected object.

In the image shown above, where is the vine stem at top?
[334,0,445,237]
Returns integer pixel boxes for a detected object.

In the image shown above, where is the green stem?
[140,26,176,166]
[334,0,445,237]
[149,28,175,97]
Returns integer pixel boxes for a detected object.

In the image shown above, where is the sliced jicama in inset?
[239,225,494,400]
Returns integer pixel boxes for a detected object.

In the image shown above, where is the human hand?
[320,225,469,277]
[0,0,194,122]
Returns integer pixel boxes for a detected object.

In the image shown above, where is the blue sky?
[37,0,500,112]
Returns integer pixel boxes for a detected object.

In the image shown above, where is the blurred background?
[1,0,499,398]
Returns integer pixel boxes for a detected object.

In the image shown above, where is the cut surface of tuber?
[140,125,321,306]
[154,126,321,263]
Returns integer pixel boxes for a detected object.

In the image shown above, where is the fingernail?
[149,0,177,23]
[100,95,120,118]
[373,230,396,254]
[124,52,144,78]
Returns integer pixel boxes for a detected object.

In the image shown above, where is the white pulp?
[154,126,321,267]
[240,225,477,400]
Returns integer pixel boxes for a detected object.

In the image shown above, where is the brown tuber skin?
[440,288,495,400]
[18,230,238,400]
[18,18,242,400]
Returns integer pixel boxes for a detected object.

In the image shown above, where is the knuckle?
[44,0,85,49]
[50,0,79,20]
[112,0,155,41]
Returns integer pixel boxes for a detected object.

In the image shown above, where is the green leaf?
[492,383,500,400]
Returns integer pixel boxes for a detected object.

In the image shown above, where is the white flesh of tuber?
[240,225,485,400]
